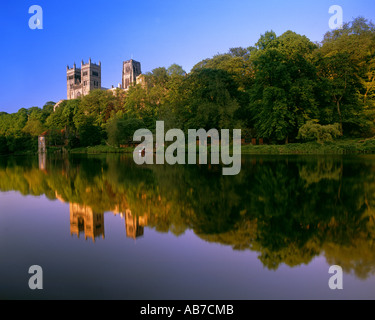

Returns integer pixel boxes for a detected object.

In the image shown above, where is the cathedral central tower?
[122,59,141,90]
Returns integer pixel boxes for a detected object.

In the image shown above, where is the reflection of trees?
[1,155,375,278]
[153,164,244,235]
[298,157,341,186]
[324,236,375,280]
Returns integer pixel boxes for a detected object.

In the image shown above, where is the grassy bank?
[241,139,375,154]
[4,138,375,156]
[69,145,135,154]
[67,138,375,155]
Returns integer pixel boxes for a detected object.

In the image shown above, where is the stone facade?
[67,58,101,100]
[122,59,142,90]
[66,58,142,100]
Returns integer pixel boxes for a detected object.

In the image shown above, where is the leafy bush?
[297,121,341,144]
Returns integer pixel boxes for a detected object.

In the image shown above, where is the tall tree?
[249,46,318,142]
[316,53,362,135]
[174,68,242,130]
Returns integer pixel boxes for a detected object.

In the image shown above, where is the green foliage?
[22,119,44,136]
[146,67,169,87]
[48,128,65,146]
[6,133,37,153]
[172,68,243,130]
[79,90,117,127]
[315,52,362,135]
[45,99,79,131]
[315,17,375,136]
[0,136,8,154]
[255,30,277,50]
[297,121,341,143]
[167,64,186,77]
[249,46,318,142]
[241,138,375,154]
[78,117,103,147]
[276,30,317,58]
[123,85,159,130]
[0,108,27,136]
[228,47,253,59]
[191,53,253,92]
[106,117,145,146]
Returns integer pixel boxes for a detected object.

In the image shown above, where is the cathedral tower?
[122,59,141,90]
[67,58,101,100]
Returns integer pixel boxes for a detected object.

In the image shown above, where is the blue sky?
[0,0,374,113]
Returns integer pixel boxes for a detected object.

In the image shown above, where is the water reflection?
[1,154,375,280]
[64,200,148,241]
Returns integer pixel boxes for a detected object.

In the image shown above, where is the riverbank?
[69,139,375,155]
[69,145,134,154]
[4,138,375,156]
[241,139,375,154]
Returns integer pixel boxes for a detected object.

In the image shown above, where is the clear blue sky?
[0,0,374,113]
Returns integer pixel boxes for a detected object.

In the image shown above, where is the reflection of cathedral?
[70,203,105,242]
[125,209,148,239]
[55,193,148,242]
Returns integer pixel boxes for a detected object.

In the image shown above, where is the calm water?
[1,153,375,299]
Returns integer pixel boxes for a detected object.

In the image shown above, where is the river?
[1,154,375,299]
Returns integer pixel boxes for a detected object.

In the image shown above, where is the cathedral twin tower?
[67,58,142,100]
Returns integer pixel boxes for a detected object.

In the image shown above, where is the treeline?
[1,17,375,153]
[0,103,55,154]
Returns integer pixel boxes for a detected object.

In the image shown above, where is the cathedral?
[66,58,142,100]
